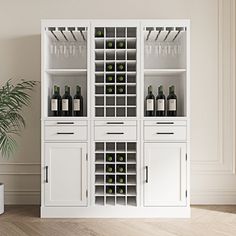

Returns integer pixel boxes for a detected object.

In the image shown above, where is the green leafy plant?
[0,79,37,158]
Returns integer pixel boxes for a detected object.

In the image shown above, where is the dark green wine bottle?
[106,153,114,162]
[106,186,114,194]
[117,154,125,162]
[51,85,62,117]
[117,63,125,71]
[116,85,125,94]
[106,85,115,94]
[106,40,115,49]
[116,40,125,49]
[117,164,125,173]
[106,176,114,183]
[106,165,114,173]
[116,74,125,83]
[106,74,115,83]
[117,175,125,183]
[62,86,72,116]
[145,85,155,117]
[74,85,83,117]
[95,28,104,37]
[167,85,177,116]
[106,63,115,71]
[117,186,125,194]
[156,85,165,117]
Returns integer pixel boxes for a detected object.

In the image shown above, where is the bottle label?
[147,99,154,111]
[62,99,69,111]
[168,99,176,111]
[74,99,80,111]
[51,99,58,111]
[157,99,165,111]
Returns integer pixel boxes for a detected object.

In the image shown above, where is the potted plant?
[0,79,37,214]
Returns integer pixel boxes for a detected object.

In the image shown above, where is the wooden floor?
[0,206,236,236]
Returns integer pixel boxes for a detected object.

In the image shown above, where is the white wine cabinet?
[41,20,190,218]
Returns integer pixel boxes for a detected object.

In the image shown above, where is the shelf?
[45,69,87,75]
[144,69,186,76]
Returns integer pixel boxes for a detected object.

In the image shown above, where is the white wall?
[0,0,235,204]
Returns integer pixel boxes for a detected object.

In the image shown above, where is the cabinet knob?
[57,132,74,135]
[106,132,124,135]
[156,132,174,135]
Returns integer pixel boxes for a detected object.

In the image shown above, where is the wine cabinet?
[41,20,190,218]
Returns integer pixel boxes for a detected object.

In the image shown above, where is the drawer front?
[94,126,137,141]
[45,126,87,141]
[144,120,187,126]
[95,120,136,126]
[45,120,87,126]
[144,126,186,141]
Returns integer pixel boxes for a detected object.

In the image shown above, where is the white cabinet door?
[45,143,87,206]
[144,143,187,206]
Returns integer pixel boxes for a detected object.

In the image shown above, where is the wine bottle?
[117,186,125,194]
[95,29,104,37]
[106,74,115,83]
[145,85,155,116]
[106,154,114,162]
[106,85,115,94]
[106,186,114,194]
[117,154,125,162]
[116,74,125,83]
[73,85,83,116]
[62,86,72,116]
[117,63,125,71]
[156,85,165,117]
[106,176,114,184]
[106,165,114,173]
[117,164,125,173]
[116,40,125,49]
[51,85,61,116]
[106,63,115,71]
[117,175,125,184]
[106,40,115,49]
[116,85,125,94]
[167,85,177,116]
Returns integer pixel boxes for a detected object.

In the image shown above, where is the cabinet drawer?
[95,120,136,126]
[45,120,87,126]
[45,126,87,141]
[144,126,186,141]
[144,120,187,126]
[94,126,137,141]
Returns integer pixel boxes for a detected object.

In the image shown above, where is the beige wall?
[0,0,235,204]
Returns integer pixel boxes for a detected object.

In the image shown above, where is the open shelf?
[95,142,137,206]
[45,69,87,76]
[144,69,186,76]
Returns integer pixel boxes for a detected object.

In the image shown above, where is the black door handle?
[45,166,48,183]
[145,166,148,183]
[57,132,74,135]
[106,132,124,135]
[156,132,174,135]
[57,122,74,125]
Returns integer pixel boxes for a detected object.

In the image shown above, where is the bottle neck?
[65,87,70,95]
[76,87,81,96]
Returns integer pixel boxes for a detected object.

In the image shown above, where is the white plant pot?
[0,183,4,215]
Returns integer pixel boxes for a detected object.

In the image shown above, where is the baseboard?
[191,191,236,205]
[5,191,40,205]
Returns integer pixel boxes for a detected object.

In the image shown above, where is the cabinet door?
[144,143,187,206]
[44,143,87,206]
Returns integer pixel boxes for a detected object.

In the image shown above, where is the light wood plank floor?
[0,206,236,236]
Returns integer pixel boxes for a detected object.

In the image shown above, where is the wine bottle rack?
[94,142,137,206]
[94,27,137,117]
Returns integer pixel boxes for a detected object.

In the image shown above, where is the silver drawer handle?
[156,132,174,135]
[156,122,174,125]
[106,132,124,135]
[57,122,74,125]
[57,132,74,135]
[106,122,124,125]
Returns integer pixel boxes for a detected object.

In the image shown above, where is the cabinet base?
[41,206,190,218]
